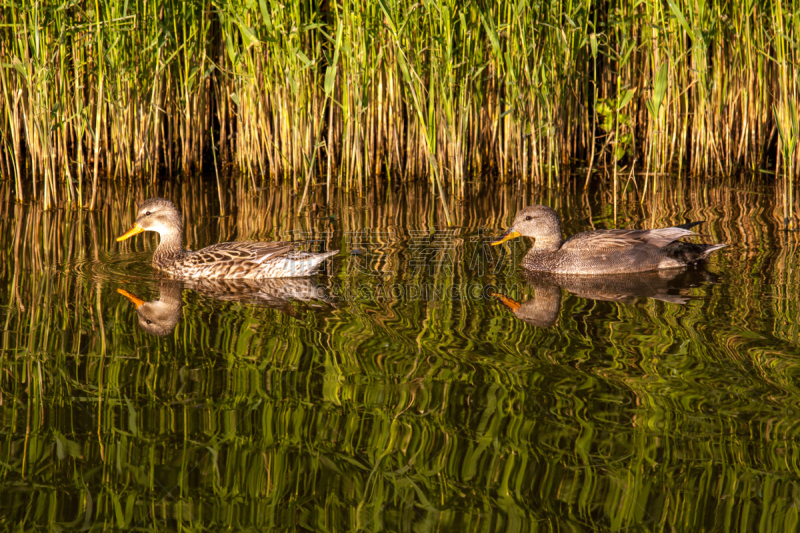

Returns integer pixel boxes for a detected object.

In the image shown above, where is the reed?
[0,0,798,215]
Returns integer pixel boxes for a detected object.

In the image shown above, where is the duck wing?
[186,241,300,266]
[561,227,698,252]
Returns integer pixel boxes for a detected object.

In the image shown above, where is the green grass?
[0,0,799,217]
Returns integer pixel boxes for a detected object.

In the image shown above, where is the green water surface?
[1,178,798,532]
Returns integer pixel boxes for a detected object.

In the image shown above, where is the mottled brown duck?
[117,198,338,279]
[491,205,726,275]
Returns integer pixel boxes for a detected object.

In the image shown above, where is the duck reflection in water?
[118,277,333,336]
[492,268,720,328]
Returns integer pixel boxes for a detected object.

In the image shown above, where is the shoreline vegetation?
[0,0,798,215]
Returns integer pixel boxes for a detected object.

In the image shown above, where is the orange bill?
[490,228,521,246]
[117,288,145,309]
[491,292,522,312]
[116,223,144,242]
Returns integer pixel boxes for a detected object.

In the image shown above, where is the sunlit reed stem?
[0,0,797,211]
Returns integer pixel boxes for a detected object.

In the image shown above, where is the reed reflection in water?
[1,176,800,531]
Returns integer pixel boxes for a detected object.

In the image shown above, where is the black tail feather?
[665,241,727,264]
[675,220,704,231]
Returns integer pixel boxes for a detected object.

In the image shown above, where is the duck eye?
[146,320,153,325]
[525,215,533,221]
[145,211,151,216]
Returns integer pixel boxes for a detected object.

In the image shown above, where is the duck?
[491,205,726,275]
[116,198,338,279]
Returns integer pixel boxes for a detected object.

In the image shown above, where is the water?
[1,177,799,531]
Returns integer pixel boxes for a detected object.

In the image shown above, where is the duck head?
[491,205,562,250]
[117,198,183,242]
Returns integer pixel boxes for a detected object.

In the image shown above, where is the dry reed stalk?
[0,0,798,210]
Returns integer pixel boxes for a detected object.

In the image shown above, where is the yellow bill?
[490,228,521,246]
[490,292,522,312]
[117,223,144,242]
[117,288,145,309]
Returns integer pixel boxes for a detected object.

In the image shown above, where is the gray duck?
[492,205,726,275]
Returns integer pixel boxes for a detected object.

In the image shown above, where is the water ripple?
[66,251,154,286]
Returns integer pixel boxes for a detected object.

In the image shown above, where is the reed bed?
[0,0,799,212]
